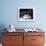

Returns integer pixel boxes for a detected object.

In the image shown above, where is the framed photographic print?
[18,7,35,21]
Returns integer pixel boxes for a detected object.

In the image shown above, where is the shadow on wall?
[0,24,7,43]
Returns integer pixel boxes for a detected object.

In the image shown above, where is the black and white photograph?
[18,7,35,21]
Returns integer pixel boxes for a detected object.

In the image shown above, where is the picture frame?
[18,7,35,21]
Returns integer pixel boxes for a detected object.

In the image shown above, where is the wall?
[0,0,46,30]
[0,0,46,43]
